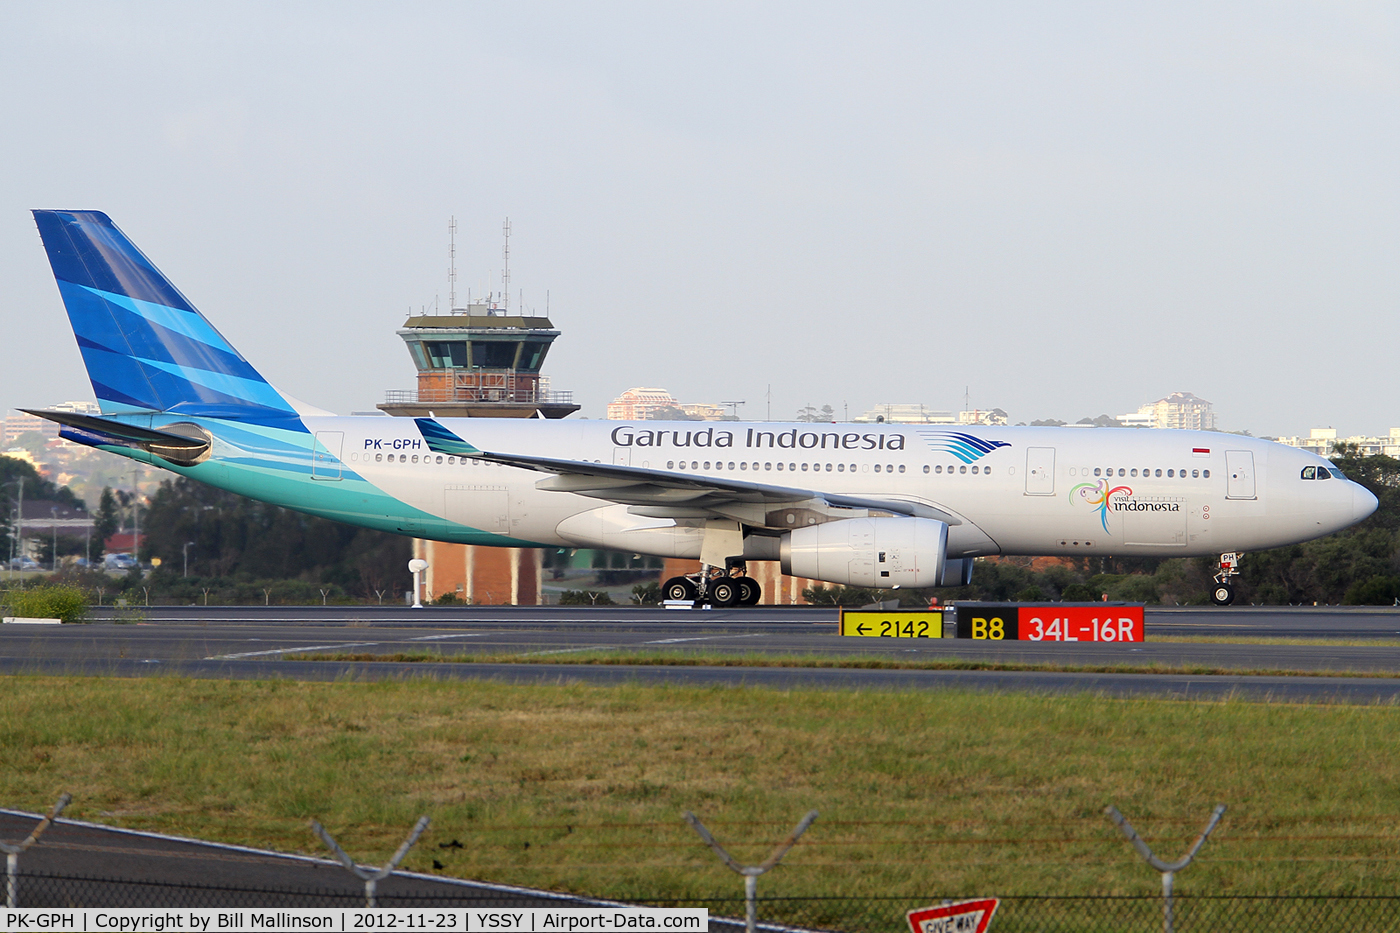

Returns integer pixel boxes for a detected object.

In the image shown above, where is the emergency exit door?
[311,431,343,481]
[1025,448,1056,495]
[1226,450,1256,499]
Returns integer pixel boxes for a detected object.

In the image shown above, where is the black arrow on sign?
[856,623,871,635]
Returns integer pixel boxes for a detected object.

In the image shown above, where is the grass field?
[3,675,1400,900]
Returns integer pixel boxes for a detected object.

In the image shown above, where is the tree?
[796,404,836,423]
[93,487,121,559]
[647,406,699,421]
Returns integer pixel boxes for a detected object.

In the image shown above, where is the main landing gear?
[1211,552,1241,606]
[662,563,762,607]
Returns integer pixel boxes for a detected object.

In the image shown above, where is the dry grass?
[3,676,1400,899]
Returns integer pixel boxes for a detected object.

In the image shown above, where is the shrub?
[1344,575,1400,605]
[4,584,90,623]
[1060,583,1097,601]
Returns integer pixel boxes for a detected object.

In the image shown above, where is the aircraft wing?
[415,418,961,529]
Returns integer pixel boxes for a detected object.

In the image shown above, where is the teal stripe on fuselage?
[85,417,541,547]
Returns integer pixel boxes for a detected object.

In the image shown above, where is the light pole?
[3,478,23,579]
[183,541,194,578]
[50,507,58,572]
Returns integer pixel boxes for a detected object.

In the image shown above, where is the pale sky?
[2,2,1397,437]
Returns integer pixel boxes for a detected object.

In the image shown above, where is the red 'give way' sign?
[906,898,999,933]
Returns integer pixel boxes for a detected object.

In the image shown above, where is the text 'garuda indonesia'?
[610,426,906,451]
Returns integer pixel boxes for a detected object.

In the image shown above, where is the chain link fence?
[10,874,1400,932]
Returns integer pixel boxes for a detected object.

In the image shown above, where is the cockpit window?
[1302,466,1316,480]
[1317,467,1332,480]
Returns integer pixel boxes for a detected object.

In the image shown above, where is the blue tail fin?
[32,210,299,425]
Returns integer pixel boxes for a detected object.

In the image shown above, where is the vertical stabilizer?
[32,210,298,424]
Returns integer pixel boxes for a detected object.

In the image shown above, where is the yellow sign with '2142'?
[839,610,944,638]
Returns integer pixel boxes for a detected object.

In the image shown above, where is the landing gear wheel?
[663,576,697,602]
[1211,582,1236,606]
[709,579,739,607]
[735,578,761,606]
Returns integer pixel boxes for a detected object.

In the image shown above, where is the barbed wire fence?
[6,795,1400,930]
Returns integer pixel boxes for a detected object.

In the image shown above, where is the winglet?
[415,418,481,457]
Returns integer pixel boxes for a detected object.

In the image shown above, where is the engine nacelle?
[780,517,947,588]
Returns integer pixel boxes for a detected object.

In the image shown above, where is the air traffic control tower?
[379,289,578,605]
[377,304,579,419]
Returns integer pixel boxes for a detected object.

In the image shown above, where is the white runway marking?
[208,641,381,660]
[206,632,496,659]
[644,633,769,645]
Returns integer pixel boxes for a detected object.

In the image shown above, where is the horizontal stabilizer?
[23,409,212,466]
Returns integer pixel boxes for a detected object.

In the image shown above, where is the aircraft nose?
[1353,484,1379,524]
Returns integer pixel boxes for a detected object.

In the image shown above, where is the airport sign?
[954,604,1144,642]
[906,898,999,933]
[839,609,944,638]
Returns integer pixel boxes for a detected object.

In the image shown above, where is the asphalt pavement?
[3,604,1400,702]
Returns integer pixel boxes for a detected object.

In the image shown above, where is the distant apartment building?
[1117,392,1217,431]
[853,404,954,424]
[1277,428,1400,459]
[852,404,1007,426]
[958,408,1009,426]
[607,388,726,421]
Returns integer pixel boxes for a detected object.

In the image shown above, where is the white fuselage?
[305,418,1371,560]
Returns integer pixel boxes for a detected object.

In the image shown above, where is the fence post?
[1,793,71,908]
[312,815,430,907]
[684,810,817,933]
[1105,803,1226,933]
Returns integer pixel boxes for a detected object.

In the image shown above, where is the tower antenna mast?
[502,218,511,312]
[448,217,457,311]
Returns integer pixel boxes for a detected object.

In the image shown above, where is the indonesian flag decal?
[1193,447,1210,456]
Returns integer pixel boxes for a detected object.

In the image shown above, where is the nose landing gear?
[1211,552,1241,606]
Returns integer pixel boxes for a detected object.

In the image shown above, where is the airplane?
[22,210,1378,607]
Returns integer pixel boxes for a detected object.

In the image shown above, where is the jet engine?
[780,517,948,588]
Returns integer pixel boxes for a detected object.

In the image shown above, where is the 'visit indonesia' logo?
[1070,479,1132,533]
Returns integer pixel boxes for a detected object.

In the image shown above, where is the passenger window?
[375,453,382,462]
[436,456,443,464]
[874,464,882,473]
[1202,469,1210,478]
[765,463,771,470]
[739,462,747,470]
[1191,469,1198,478]
[923,465,930,473]
[704,461,712,470]
[971,466,979,474]
[960,465,968,474]
[1130,469,1137,477]
[411,455,419,463]
[801,463,808,472]
[983,466,990,475]
[1155,469,1162,477]
[936,465,943,473]
[1167,469,1174,477]
[899,464,906,473]
[1094,468,1102,477]
[838,463,845,472]
[826,463,833,472]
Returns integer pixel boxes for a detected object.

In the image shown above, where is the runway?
[3,605,1399,703]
